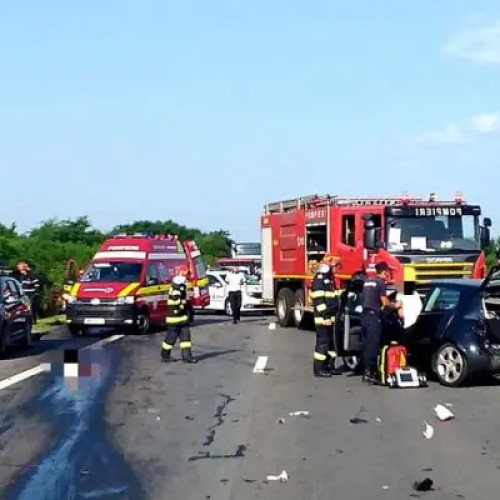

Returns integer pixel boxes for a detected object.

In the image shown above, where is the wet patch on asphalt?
[5,344,144,500]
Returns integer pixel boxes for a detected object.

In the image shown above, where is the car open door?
[480,263,500,292]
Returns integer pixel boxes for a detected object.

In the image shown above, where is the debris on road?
[266,470,288,482]
[434,404,455,421]
[382,485,390,490]
[253,356,269,374]
[376,417,382,423]
[413,478,434,491]
[79,469,90,476]
[423,421,435,439]
[289,411,309,417]
[268,322,277,330]
[350,417,369,424]
[276,418,286,424]
[185,415,195,421]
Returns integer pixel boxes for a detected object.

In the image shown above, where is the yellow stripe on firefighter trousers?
[310,290,326,298]
[314,352,327,361]
[316,303,327,312]
[166,315,188,324]
[180,341,192,350]
[161,342,172,350]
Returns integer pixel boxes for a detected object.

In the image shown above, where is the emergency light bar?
[455,191,465,204]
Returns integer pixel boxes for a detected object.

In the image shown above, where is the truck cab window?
[342,215,356,247]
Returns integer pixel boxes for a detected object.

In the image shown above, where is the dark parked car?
[336,265,500,386]
[0,275,33,354]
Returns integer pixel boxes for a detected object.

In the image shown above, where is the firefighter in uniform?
[311,256,343,378]
[161,265,197,364]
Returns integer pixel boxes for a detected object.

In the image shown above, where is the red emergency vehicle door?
[338,209,363,281]
[144,260,164,323]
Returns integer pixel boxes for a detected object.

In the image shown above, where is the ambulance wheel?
[293,289,306,328]
[135,309,150,335]
[276,288,294,327]
[432,342,469,387]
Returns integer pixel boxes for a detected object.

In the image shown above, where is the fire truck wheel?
[276,288,295,327]
[293,289,306,328]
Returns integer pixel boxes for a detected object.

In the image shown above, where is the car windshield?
[81,261,143,283]
[386,215,479,253]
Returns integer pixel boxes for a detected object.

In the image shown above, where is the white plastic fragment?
[289,411,309,417]
[376,417,382,423]
[382,485,390,490]
[266,470,288,482]
[434,404,455,421]
[423,421,435,439]
[253,356,269,374]
[268,322,277,330]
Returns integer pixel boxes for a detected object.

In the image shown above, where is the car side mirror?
[146,277,159,286]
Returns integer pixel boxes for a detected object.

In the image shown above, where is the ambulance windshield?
[82,261,143,283]
[386,215,480,253]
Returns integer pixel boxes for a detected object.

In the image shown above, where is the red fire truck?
[260,192,492,327]
[66,234,210,335]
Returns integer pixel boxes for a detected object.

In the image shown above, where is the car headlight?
[116,296,135,305]
[67,296,77,304]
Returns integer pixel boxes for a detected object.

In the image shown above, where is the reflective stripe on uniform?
[161,342,173,351]
[170,290,182,297]
[166,315,189,324]
[325,290,341,298]
[316,303,327,312]
[314,352,327,361]
[167,299,181,305]
[327,350,337,358]
[310,290,326,298]
[314,317,326,325]
[179,341,192,349]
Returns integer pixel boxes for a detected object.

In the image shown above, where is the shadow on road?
[195,349,241,362]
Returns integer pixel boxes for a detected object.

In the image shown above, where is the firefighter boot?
[161,342,173,362]
[314,359,332,378]
[325,354,342,376]
[362,370,379,385]
[182,349,197,364]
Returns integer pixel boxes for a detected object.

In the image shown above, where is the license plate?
[84,318,105,325]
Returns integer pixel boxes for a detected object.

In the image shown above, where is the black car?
[0,275,33,354]
[336,265,500,386]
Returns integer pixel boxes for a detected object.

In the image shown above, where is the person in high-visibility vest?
[311,256,342,378]
[161,265,197,363]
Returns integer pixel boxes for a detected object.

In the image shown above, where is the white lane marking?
[0,363,50,392]
[253,356,268,374]
[0,334,125,392]
[88,334,125,348]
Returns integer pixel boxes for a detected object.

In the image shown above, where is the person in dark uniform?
[311,256,343,378]
[161,265,197,364]
[360,261,402,383]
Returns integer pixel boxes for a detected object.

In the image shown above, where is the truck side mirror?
[484,217,492,228]
[363,218,382,251]
[480,226,491,249]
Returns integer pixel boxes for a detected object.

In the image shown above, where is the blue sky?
[1,1,500,240]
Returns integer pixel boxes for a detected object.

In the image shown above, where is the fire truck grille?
[413,264,474,283]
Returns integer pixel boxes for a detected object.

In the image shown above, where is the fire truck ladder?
[264,194,431,214]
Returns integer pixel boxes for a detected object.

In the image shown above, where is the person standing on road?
[311,256,343,378]
[13,261,40,324]
[225,267,245,324]
[161,265,197,364]
[360,262,402,384]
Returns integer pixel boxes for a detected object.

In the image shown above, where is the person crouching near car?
[161,265,197,364]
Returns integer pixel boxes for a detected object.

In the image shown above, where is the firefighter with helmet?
[13,261,40,324]
[161,265,197,363]
[311,256,342,377]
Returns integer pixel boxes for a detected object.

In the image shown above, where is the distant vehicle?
[231,242,261,260]
[337,265,500,387]
[197,270,271,316]
[65,233,210,335]
[0,275,34,354]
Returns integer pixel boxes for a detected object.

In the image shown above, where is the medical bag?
[378,342,427,388]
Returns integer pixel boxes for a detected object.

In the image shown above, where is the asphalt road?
[1,315,500,499]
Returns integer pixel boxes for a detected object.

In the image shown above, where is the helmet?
[317,262,331,275]
[324,255,341,267]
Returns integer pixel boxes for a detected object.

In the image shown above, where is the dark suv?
[0,275,33,354]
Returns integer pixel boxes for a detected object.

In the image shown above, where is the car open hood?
[480,263,500,292]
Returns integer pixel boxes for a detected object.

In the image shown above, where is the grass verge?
[32,314,66,333]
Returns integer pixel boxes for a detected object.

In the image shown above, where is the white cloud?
[471,113,500,133]
[418,112,500,145]
[444,19,500,65]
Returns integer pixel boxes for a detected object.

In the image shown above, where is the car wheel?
[135,310,150,335]
[433,343,469,387]
[343,355,361,371]
[225,299,232,317]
